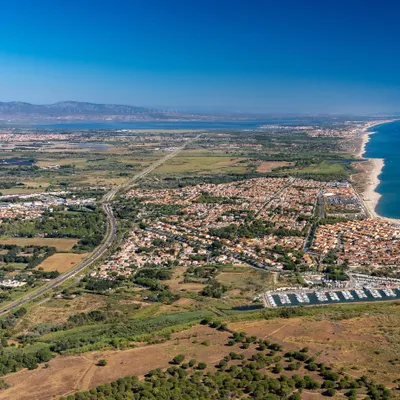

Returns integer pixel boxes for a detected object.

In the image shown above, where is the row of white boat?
[266,288,398,307]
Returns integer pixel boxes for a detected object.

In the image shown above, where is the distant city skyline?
[1,0,400,114]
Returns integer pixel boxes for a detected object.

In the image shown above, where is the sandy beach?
[355,120,400,224]
[360,158,384,218]
[356,120,393,159]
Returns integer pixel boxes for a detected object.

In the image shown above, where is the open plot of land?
[256,161,292,173]
[164,266,205,293]
[285,161,347,176]
[0,238,78,251]
[153,156,249,175]
[17,294,108,328]
[30,154,160,189]
[2,312,398,400]
[36,158,89,168]
[217,266,274,294]
[36,253,88,272]
[0,326,231,400]
[21,180,51,189]
[229,307,400,387]
[0,187,46,195]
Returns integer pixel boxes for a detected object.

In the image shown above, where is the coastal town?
[87,118,400,311]
[1,120,399,311]
[92,168,400,295]
[1,3,400,398]
[311,219,400,266]
[0,119,398,400]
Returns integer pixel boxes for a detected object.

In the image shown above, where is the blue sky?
[1,0,400,114]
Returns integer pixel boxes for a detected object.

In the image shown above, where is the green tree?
[172,354,185,365]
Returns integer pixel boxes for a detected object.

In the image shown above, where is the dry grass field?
[0,326,231,400]
[2,310,399,400]
[256,161,292,173]
[163,266,205,293]
[229,309,400,388]
[0,238,78,251]
[217,266,274,295]
[17,294,108,329]
[0,187,46,195]
[36,253,88,272]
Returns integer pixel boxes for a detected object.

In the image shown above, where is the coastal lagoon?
[365,120,400,219]
[31,118,345,130]
[0,157,34,166]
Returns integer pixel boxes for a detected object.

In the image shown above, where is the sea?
[365,120,400,219]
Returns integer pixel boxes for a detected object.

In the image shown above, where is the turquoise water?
[365,120,400,219]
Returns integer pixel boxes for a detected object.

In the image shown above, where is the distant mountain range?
[0,101,215,122]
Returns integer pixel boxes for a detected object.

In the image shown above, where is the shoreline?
[355,119,400,224]
[356,120,394,159]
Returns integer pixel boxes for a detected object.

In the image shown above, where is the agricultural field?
[0,238,78,251]
[152,155,251,175]
[256,161,293,173]
[29,153,159,189]
[0,134,171,194]
[36,253,88,273]
[281,161,350,179]
[0,187,46,195]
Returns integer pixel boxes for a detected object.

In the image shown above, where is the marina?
[355,289,368,299]
[383,288,396,297]
[278,293,291,305]
[329,292,340,301]
[368,289,382,299]
[315,292,328,302]
[342,290,354,300]
[295,293,310,304]
[265,288,400,307]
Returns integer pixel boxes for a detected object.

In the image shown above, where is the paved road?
[146,226,282,273]
[255,177,295,217]
[0,135,201,316]
[0,203,117,315]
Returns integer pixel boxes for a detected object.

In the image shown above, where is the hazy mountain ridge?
[0,101,213,121]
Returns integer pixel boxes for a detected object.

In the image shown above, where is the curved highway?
[0,135,201,316]
[0,203,117,315]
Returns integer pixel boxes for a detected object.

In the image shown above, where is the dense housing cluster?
[0,203,43,221]
[122,178,322,273]
[323,181,366,219]
[312,219,400,266]
[92,228,236,280]
[0,193,95,222]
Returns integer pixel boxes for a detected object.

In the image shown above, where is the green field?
[290,161,347,175]
[153,156,250,175]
